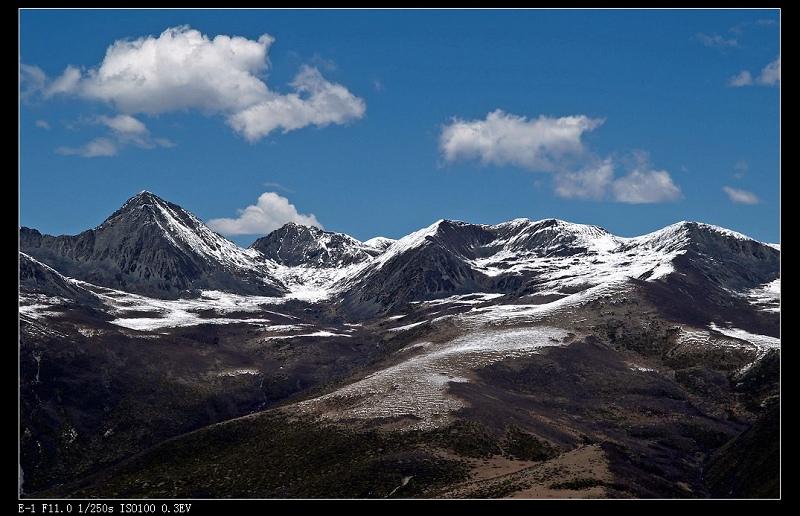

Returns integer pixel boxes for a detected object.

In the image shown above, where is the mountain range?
[19,191,780,499]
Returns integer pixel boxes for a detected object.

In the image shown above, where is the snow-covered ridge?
[150,198,266,270]
[363,217,744,270]
[339,217,695,298]
[20,252,60,275]
[372,219,452,265]
[24,192,779,308]
[257,216,778,304]
[623,220,758,254]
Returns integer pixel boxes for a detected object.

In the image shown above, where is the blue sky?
[19,8,780,247]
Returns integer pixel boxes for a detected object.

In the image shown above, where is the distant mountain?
[19,191,285,299]
[19,192,779,315]
[628,222,780,337]
[337,217,780,321]
[337,219,496,315]
[623,221,780,290]
[250,222,385,268]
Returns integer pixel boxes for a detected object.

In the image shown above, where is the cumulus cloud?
[207,192,323,236]
[723,186,761,205]
[439,110,604,171]
[227,65,366,142]
[552,159,615,200]
[611,168,683,204]
[728,55,780,87]
[48,65,83,97]
[551,154,682,204]
[440,110,682,204]
[21,26,365,149]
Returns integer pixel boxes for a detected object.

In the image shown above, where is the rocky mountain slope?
[18,191,780,499]
[20,191,285,298]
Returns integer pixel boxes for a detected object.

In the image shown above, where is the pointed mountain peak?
[103,190,177,227]
[125,190,166,206]
[136,189,158,199]
[20,191,286,298]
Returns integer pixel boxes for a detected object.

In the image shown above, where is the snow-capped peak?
[625,220,758,255]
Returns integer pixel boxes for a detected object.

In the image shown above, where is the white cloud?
[440,111,682,204]
[552,159,614,200]
[723,186,761,205]
[695,33,739,49]
[612,168,683,204]
[610,150,683,203]
[23,26,366,145]
[19,62,48,100]
[53,114,174,157]
[757,56,780,85]
[71,27,275,113]
[439,110,604,171]
[207,192,323,236]
[727,70,753,87]
[551,154,682,204]
[728,55,780,87]
[35,120,50,130]
[98,114,148,135]
[56,137,118,158]
[47,65,82,97]
[227,65,366,142]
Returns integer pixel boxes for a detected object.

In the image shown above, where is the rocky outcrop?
[251,223,383,267]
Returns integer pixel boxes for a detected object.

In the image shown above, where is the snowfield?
[295,326,577,430]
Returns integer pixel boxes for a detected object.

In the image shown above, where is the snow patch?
[297,326,575,430]
[387,321,428,332]
[217,369,260,377]
[709,323,780,352]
